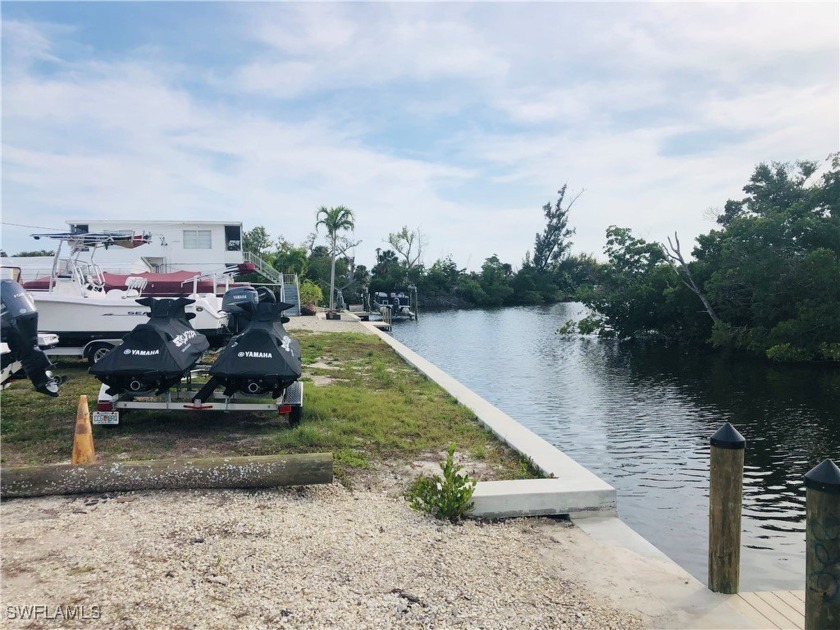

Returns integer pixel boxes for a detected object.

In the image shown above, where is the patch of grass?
[0,334,540,481]
[334,449,370,469]
[471,444,487,460]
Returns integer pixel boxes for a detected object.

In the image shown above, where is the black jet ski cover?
[90,297,209,395]
[1,279,62,396]
[209,300,301,398]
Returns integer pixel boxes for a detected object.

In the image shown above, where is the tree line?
[245,155,838,363]
[241,185,595,312]
[563,156,839,363]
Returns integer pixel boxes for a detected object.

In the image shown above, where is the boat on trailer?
[372,289,416,321]
[23,231,233,350]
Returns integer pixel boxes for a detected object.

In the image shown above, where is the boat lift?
[93,368,303,427]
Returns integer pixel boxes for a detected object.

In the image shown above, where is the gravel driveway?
[1,483,643,629]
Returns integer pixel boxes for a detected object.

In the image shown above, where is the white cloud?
[2,3,837,268]
[1,18,68,67]
[231,4,509,99]
[2,44,481,265]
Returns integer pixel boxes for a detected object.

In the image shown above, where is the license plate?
[92,411,119,425]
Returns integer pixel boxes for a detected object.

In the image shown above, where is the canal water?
[389,303,839,591]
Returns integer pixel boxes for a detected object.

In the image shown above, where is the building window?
[225,225,242,251]
[183,230,212,249]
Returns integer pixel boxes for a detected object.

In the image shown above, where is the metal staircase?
[241,253,301,316]
[280,274,301,316]
[242,251,281,285]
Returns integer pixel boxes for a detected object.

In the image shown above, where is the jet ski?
[197,291,300,401]
[1,278,63,396]
[90,297,209,395]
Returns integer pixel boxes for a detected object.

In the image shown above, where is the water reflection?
[391,303,840,591]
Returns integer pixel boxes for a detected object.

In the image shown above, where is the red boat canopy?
[24,270,246,296]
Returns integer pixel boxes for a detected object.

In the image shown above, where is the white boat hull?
[31,292,229,347]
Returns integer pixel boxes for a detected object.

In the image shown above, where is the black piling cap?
[709,422,746,450]
[804,459,840,495]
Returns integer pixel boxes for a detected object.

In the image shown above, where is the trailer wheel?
[87,342,115,366]
[289,406,302,427]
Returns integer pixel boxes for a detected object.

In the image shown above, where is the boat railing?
[180,271,233,296]
[125,277,149,294]
[181,267,236,295]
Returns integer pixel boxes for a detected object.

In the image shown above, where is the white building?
[64,220,245,274]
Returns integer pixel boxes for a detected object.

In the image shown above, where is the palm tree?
[315,205,355,314]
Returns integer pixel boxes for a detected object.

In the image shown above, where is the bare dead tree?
[663,232,722,325]
[334,237,362,308]
[387,226,427,269]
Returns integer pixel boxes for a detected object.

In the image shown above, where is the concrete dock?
[364,322,616,519]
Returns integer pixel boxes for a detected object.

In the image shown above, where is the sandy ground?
[284,313,373,335]
[1,481,645,630]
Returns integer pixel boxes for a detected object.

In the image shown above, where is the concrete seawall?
[362,322,616,519]
[363,322,766,628]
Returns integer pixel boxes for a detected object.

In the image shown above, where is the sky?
[2,2,838,271]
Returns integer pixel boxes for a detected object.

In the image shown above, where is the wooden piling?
[804,459,840,630]
[708,422,745,594]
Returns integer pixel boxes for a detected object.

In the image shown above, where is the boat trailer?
[93,369,303,427]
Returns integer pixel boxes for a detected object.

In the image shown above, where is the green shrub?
[299,279,323,306]
[407,444,476,522]
[818,342,840,361]
[335,449,370,469]
[766,343,814,362]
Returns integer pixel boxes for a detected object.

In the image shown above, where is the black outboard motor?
[221,286,289,335]
[206,300,301,399]
[90,297,209,395]
[221,286,259,335]
[0,279,62,397]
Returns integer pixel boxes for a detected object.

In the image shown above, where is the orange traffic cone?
[71,395,97,464]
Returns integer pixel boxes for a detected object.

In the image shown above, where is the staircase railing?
[280,273,301,315]
[242,251,282,285]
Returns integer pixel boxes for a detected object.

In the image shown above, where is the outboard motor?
[90,297,209,395]
[0,279,62,396]
[221,286,289,335]
[221,286,259,335]
[205,300,301,399]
